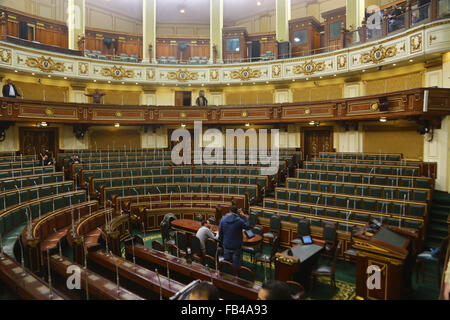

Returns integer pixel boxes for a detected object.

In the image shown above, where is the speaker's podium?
[353,224,414,300]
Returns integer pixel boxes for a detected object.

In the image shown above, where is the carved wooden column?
[0,12,6,41]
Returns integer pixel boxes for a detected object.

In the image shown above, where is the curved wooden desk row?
[101,183,259,206]
[251,205,421,256]
[49,254,144,300]
[79,165,171,188]
[88,250,184,299]
[0,161,42,171]
[318,152,403,161]
[92,173,269,199]
[312,158,423,167]
[0,172,64,192]
[0,166,56,180]
[303,161,422,176]
[295,169,433,189]
[58,152,172,166]
[135,203,231,233]
[0,181,75,211]
[264,190,428,218]
[0,155,37,163]
[70,160,171,179]
[0,253,66,300]
[0,190,87,237]
[126,244,260,300]
[114,192,246,215]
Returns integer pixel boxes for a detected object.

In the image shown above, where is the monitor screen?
[302,235,313,244]
[226,38,240,52]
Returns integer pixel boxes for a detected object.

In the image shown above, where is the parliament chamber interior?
[0,0,449,302]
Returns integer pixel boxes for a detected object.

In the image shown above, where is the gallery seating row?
[303,161,422,176]
[263,192,428,217]
[62,155,172,168]
[101,183,260,207]
[318,152,402,161]
[69,161,171,179]
[0,166,56,180]
[295,169,433,189]
[0,190,87,236]
[312,157,422,166]
[0,172,64,191]
[0,181,75,211]
[284,178,431,202]
[90,174,269,199]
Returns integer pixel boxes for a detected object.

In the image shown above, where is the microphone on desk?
[156,268,163,300]
[53,228,63,260]
[97,228,109,254]
[46,248,54,300]
[116,262,120,295]
[131,237,136,269]
[17,235,25,275]
[206,265,214,284]
[166,261,170,288]
[0,234,3,257]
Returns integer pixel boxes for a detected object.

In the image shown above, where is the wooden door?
[19,127,58,157]
[175,91,192,107]
[302,128,333,161]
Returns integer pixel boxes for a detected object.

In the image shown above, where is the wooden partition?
[85,28,142,58]
[156,35,210,61]
[322,7,346,51]
[289,17,322,57]
[223,27,248,63]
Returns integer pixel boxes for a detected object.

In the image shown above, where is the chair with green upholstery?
[326,209,338,218]
[343,185,355,195]
[238,266,255,282]
[415,179,430,189]
[356,186,368,197]
[319,183,330,193]
[298,192,308,203]
[287,203,299,212]
[299,205,310,214]
[363,199,376,211]
[291,219,311,245]
[276,189,287,200]
[335,196,347,208]
[350,175,362,183]
[277,202,287,211]
[288,191,298,201]
[322,223,337,258]
[413,190,428,202]
[219,260,236,276]
[409,204,425,217]
[349,198,361,209]
[263,214,281,244]
[355,213,369,222]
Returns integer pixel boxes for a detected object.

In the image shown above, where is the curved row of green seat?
[312,158,421,166]
[82,166,171,184]
[319,152,402,161]
[0,190,86,236]
[0,155,36,164]
[103,183,259,204]
[304,161,421,176]
[70,160,169,177]
[249,205,422,232]
[0,166,55,180]
[264,192,427,217]
[0,181,75,211]
[65,155,172,166]
[0,161,42,171]
[295,169,432,189]
[93,174,268,195]
[0,172,64,191]
[284,179,430,202]
[179,164,282,177]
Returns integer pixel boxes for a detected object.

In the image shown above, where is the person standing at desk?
[196,90,208,107]
[2,79,21,98]
[196,220,218,255]
[85,89,106,104]
[218,205,250,268]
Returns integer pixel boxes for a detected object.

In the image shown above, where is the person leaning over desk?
[218,205,251,268]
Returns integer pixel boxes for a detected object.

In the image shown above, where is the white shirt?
[8,85,15,97]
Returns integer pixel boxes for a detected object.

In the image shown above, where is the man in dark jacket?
[2,79,20,98]
[218,205,250,268]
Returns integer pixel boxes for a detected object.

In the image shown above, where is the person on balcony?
[2,79,21,98]
[196,90,208,107]
[85,89,106,104]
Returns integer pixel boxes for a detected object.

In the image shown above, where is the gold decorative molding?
[272,64,282,78]
[101,65,135,80]
[337,55,347,70]
[292,60,325,75]
[146,68,155,80]
[410,34,422,52]
[360,45,397,64]
[210,69,219,81]
[230,67,261,81]
[115,111,122,118]
[370,103,379,111]
[25,56,65,73]
[167,69,199,82]
[44,108,54,116]
[0,49,11,64]
[78,62,89,76]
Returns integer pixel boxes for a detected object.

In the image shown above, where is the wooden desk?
[0,253,67,300]
[88,250,185,299]
[171,219,262,246]
[275,244,323,290]
[353,225,412,300]
[126,244,260,300]
[49,254,144,300]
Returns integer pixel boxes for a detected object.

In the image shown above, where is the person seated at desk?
[40,151,53,166]
[196,220,218,255]
[189,281,220,300]
[85,89,106,104]
[218,205,250,268]
[68,154,82,165]
[258,281,292,300]
[196,90,208,107]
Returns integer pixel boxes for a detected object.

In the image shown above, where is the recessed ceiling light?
[179,8,185,14]
[136,82,139,85]
[393,63,396,66]
[64,76,67,79]
[306,78,309,80]
[320,76,323,79]
[309,121,316,126]
[379,117,387,123]
[108,81,111,84]
[121,82,125,84]
[32,73,35,76]
[334,74,337,77]
[409,59,413,62]
[227,83,230,86]
[257,1,262,6]
[292,79,295,82]
[48,75,51,78]
[41,122,48,127]
[245,123,250,127]
[201,84,205,87]
[362,70,366,72]
[93,80,97,82]
[14,70,18,73]
[114,123,120,127]
[181,124,186,128]
[294,37,300,43]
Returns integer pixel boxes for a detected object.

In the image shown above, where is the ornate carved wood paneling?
[19,127,58,156]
